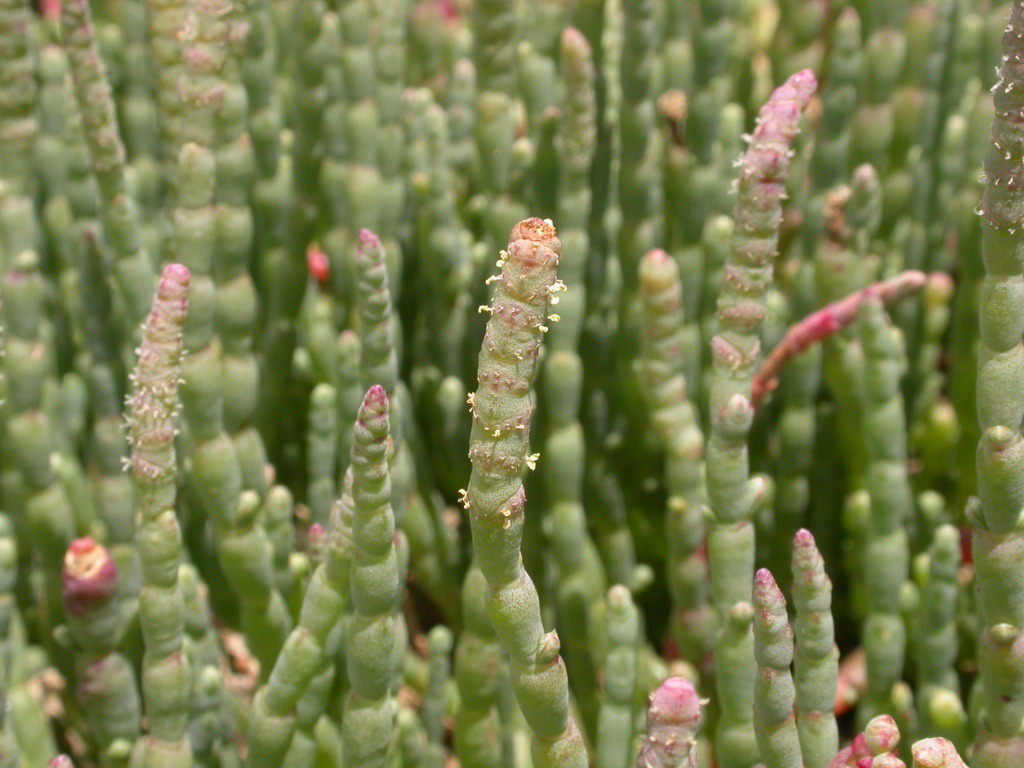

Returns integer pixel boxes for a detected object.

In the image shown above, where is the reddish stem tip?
[62,537,118,616]
[512,217,557,241]
[644,248,672,267]
[307,245,330,285]
[561,26,589,53]
[362,384,390,412]
[358,228,382,249]
[159,263,191,293]
[793,529,815,547]
[783,69,818,100]
[647,676,703,727]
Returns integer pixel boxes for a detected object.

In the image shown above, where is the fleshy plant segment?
[0,2,1017,768]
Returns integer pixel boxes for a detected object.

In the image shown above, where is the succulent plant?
[0,1,1015,768]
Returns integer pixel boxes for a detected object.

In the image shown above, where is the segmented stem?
[970,5,1024,764]
[462,219,587,768]
[128,264,192,768]
[342,386,400,768]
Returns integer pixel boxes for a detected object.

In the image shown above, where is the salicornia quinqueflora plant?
[0,0,1021,767]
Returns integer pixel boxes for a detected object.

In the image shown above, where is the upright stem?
[461,219,587,768]
[705,70,816,768]
[970,5,1024,765]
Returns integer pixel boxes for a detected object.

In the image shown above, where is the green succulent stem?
[342,385,401,768]
[60,0,155,335]
[706,69,816,768]
[247,473,353,768]
[790,531,838,768]
[462,219,587,768]
[127,264,192,768]
[970,4,1024,765]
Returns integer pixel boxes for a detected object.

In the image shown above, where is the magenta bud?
[794,529,814,546]
[159,263,190,295]
[62,537,119,617]
[363,384,389,410]
[793,529,821,570]
[754,568,775,590]
[647,676,703,729]
[358,386,391,434]
[639,676,703,768]
[358,228,382,250]
[753,568,787,622]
